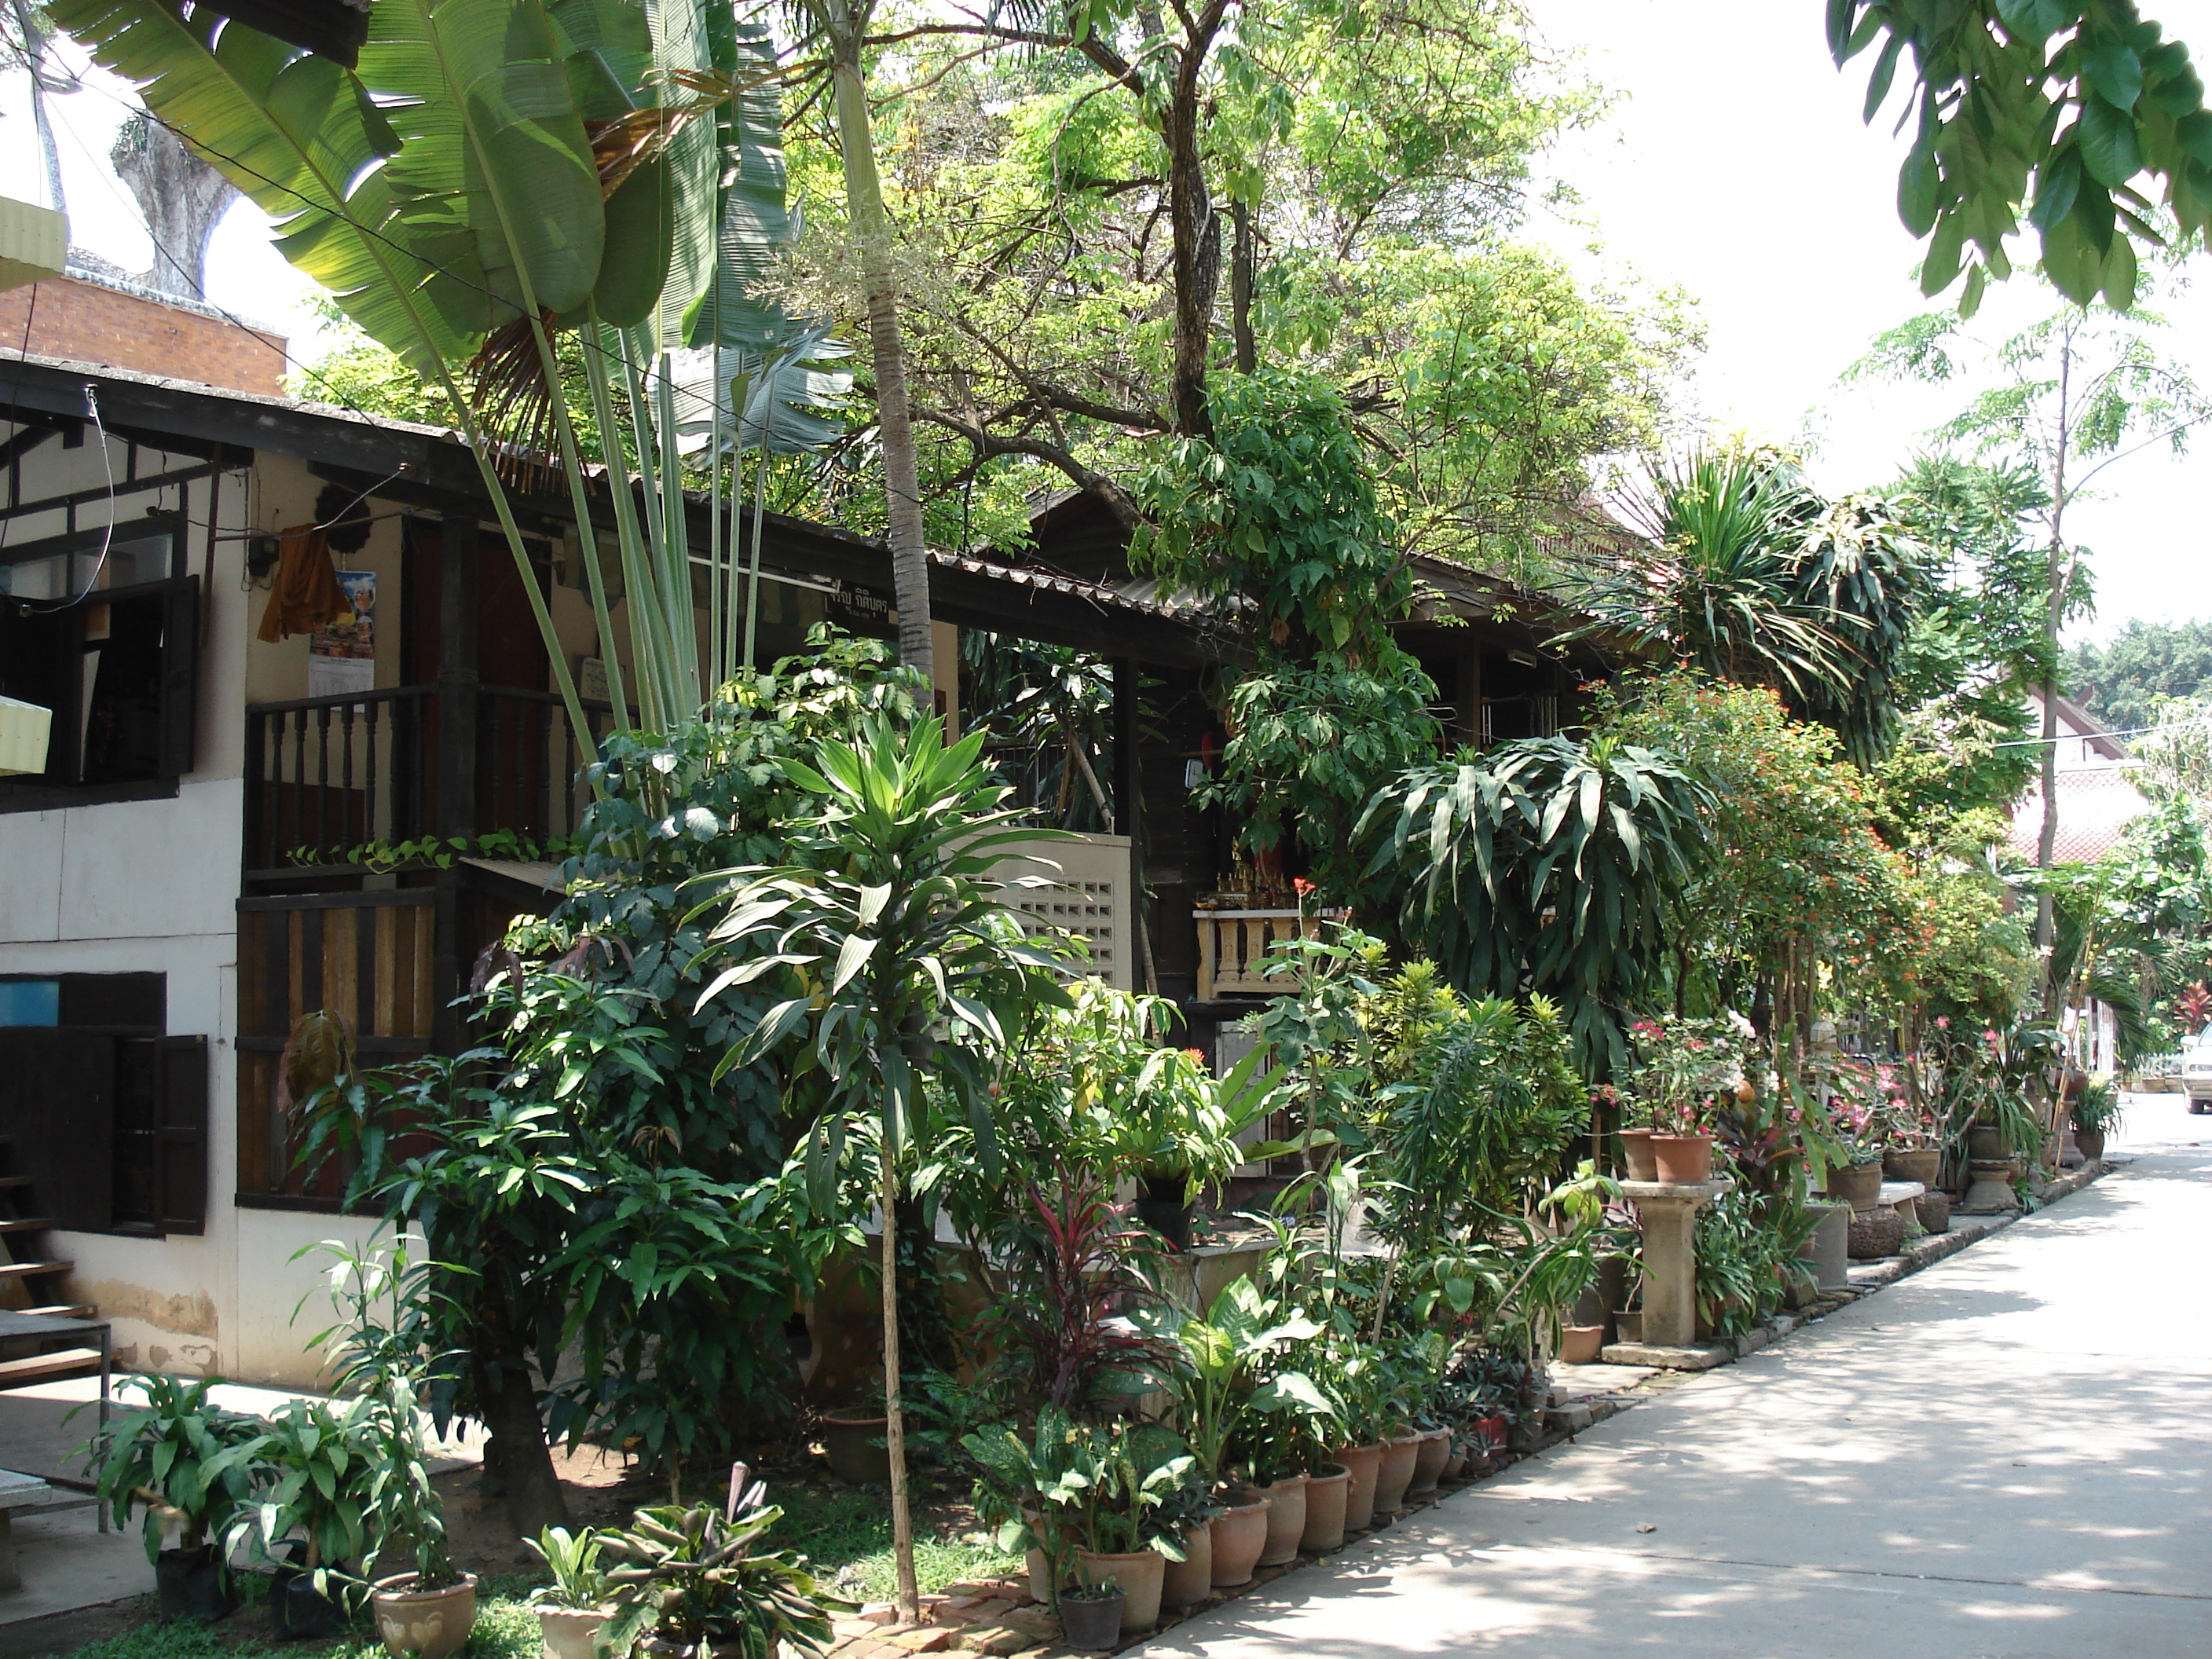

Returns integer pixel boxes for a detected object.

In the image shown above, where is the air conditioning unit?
[0,698,53,778]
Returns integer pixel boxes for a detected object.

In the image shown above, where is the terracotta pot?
[1404,1427,1451,1500]
[2075,1128,2107,1163]
[1298,1463,1350,1553]
[1825,1160,1885,1210]
[1558,1324,1606,1364]
[1208,1491,1270,1588]
[1057,1587,1126,1653]
[1076,1548,1163,1635]
[1883,1147,1941,1187]
[1159,1519,1214,1608]
[1967,1123,2009,1163]
[1441,1448,1468,1481]
[539,1607,610,1659]
[1372,1434,1420,1518]
[1257,1474,1307,1566]
[1026,1547,1049,1604]
[1650,1133,1712,1185]
[1618,1127,1658,1182]
[372,1573,478,1659]
[820,1408,892,1485]
[1332,1443,1383,1533]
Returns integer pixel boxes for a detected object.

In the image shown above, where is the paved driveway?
[1135,1093,2212,1659]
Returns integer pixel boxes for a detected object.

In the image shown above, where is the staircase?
[0,1148,100,1388]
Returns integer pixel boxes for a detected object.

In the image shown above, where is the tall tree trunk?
[2035,335,2073,1019]
[109,112,238,299]
[878,1142,919,1619]
[471,1287,573,1539]
[1163,0,1230,438]
[829,35,933,683]
[13,0,65,219]
[1229,203,1257,375]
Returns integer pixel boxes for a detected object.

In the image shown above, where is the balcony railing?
[245,684,613,870]
[1194,908,1343,1000]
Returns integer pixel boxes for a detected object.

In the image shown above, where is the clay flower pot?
[1299,1463,1351,1553]
[372,1573,478,1659]
[1076,1548,1163,1635]
[1257,1474,1307,1566]
[1404,1427,1451,1501]
[1618,1128,1658,1182]
[820,1408,892,1485]
[1160,1519,1214,1609]
[538,1607,610,1659]
[1826,1160,1885,1210]
[1057,1586,1126,1653]
[1651,1133,1713,1185]
[1208,1489,1271,1588]
[1332,1443,1383,1533]
[1558,1324,1606,1364]
[1372,1434,1420,1519]
[1966,1123,2009,1163]
[1883,1147,1941,1187]
[2075,1128,2106,1163]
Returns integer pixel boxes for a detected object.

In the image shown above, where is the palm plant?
[696,714,1071,1616]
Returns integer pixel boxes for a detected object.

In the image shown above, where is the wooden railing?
[244,684,613,868]
[1194,909,1342,1000]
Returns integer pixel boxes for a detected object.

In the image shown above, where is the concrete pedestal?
[1961,1159,2020,1213]
[1796,1200,1850,1291]
[1614,1177,1734,1348]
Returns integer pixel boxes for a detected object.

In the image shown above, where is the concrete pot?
[372,1573,478,1659]
[1558,1324,1606,1364]
[1159,1520,1214,1608]
[1404,1427,1451,1501]
[1846,1204,1904,1260]
[1372,1434,1420,1518]
[1651,1133,1713,1185]
[1618,1128,1658,1182]
[1883,1148,1942,1186]
[1208,1492,1270,1588]
[1966,1123,2009,1163]
[1076,1548,1163,1635]
[538,1607,610,1659]
[1333,1443,1383,1532]
[820,1408,892,1485]
[1299,1463,1350,1553]
[1257,1474,1307,1565]
[1057,1587,1125,1653]
[2075,1128,2106,1163]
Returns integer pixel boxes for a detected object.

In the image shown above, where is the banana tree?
[695,714,1071,1616]
[51,0,844,738]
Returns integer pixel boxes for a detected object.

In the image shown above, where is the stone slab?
[0,1478,48,1514]
[1595,1341,1733,1371]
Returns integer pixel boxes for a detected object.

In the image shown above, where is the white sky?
[5,3,2209,639]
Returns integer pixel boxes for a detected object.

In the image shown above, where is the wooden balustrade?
[1193,908,1343,1000]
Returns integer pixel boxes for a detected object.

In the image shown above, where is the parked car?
[2182,1035,2212,1113]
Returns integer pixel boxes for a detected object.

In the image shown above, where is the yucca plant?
[694,714,1072,1613]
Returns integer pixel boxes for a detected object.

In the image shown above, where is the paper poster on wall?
[308,569,376,698]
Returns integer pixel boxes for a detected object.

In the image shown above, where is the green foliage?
[1360,734,1710,1071]
[1152,1280,1327,1486]
[526,1525,610,1611]
[1830,1,2212,309]
[79,1375,262,1566]
[231,1394,386,1584]
[599,1486,842,1659]
[2067,625,2212,731]
[1569,449,1930,767]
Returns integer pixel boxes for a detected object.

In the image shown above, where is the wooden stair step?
[0,1220,53,1235]
[0,1263,70,1281]
[17,1306,93,1320]
[0,1349,102,1386]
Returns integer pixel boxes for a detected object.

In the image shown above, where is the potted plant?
[1080,1031,1276,1252]
[599,1470,840,1659]
[2072,1073,2121,1163]
[1047,1422,1192,1636]
[1628,1016,1747,1184]
[1152,1462,1218,1610]
[1055,1567,1126,1653]
[80,1375,263,1622]
[1315,1341,1390,1534]
[526,1526,611,1659]
[361,1368,476,1659]
[818,1384,892,1488]
[233,1395,384,1638]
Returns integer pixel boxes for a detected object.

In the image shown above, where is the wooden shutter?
[0,1029,115,1232]
[154,1035,208,1236]
[157,576,201,778]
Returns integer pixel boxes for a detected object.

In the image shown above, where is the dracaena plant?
[77,1375,263,1572]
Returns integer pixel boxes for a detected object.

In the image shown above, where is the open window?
[0,973,207,1236]
[0,518,199,805]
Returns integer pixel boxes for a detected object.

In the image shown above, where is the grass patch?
[775,1483,1024,1602]
[45,1594,543,1659]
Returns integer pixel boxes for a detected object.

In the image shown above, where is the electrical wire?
[13,382,118,612]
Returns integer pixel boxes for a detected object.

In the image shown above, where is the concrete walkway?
[1137,1093,2212,1659]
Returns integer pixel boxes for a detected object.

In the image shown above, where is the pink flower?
[1935,1016,1950,1029]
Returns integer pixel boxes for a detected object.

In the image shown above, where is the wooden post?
[430,513,479,1055]
[1111,659,1155,994]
